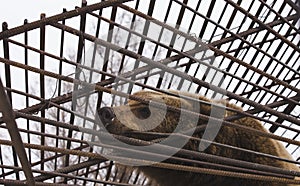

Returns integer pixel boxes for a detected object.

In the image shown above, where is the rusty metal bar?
[0,126,90,179]
[0,0,133,40]
[1,114,296,181]
[1,22,12,102]
[164,0,299,80]
[4,86,297,160]
[0,163,132,186]
[1,21,21,181]
[1,14,298,137]
[284,0,300,15]
[54,8,67,183]
[224,0,300,55]
[238,76,300,98]
[39,13,46,171]
[34,159,102,182]
[64,1,88,183]
[269,94,300,132]
[49,21,300,124]
[225,31,298,54]
[131,129,300,166]
[34,82,300,134]
[228,94,300,121]
[3,74,298,147]
[129,0,156,91]
[163,1,300,78]
[23,18,33,167]
[97,1,117,124]
[1,56,300,150]
[97,133,300,178]
[260,0,300,35]
[5,14,300,110]
[0,178,70,186]
[233,8,299,106]
[12,110,300,180]
[17,113,294,180]
[1,39,300,139]
[0,78,35,185]
[5,25,299,126]
[117,3,300,94]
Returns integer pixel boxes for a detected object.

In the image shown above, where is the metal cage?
[0,0,299,185]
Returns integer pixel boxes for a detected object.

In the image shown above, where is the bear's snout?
[98,107,115,127]
[97,106,140,135]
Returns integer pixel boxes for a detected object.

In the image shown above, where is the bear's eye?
[135,107,151,119]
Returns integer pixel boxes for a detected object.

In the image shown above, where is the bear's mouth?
[123,130,168,142]
[107,123,168,144]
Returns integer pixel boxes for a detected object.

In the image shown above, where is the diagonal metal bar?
[34,159,102,182]
[269,93,300,133]
[224,0,300,55]
[0,78,35,185]
[211,13,298,47]
[1,57,300,148]
[284,0,300,15]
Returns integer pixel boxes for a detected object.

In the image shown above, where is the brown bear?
[98,90,300,186]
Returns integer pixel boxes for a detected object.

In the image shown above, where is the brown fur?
[103,90,300,186]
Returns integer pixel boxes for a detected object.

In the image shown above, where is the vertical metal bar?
[284,0,300,15]
[109,0,141,106]
[2,22,12,102]
[226,0,265,96]
[139,0,171,89]
[239,2,288,101]
[269,93,300,133]
[130,0,156,89]
[101,6,117,183]
[199,0,216,39]
[54,8,67,183]
[39,13,46,171]
[66,1,87,184]
[84,2,104,184]
[24,18,32,168]
[164,0,189,90]
[106,161,115,185]
[99,3,117,94]
[2,22,21,181]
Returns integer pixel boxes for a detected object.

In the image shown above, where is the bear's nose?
[98,107,115,125]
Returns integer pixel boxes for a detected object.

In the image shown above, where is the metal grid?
[0,0,299,185]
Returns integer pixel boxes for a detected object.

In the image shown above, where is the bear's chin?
[111,130,167,145]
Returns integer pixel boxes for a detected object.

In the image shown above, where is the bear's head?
[97,90,203,139]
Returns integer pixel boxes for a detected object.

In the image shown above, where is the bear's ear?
[168,90,228,118]
[159,90,196,109]
[127,90,164,106]
[167,90,213,113]
[128,90,196,111]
